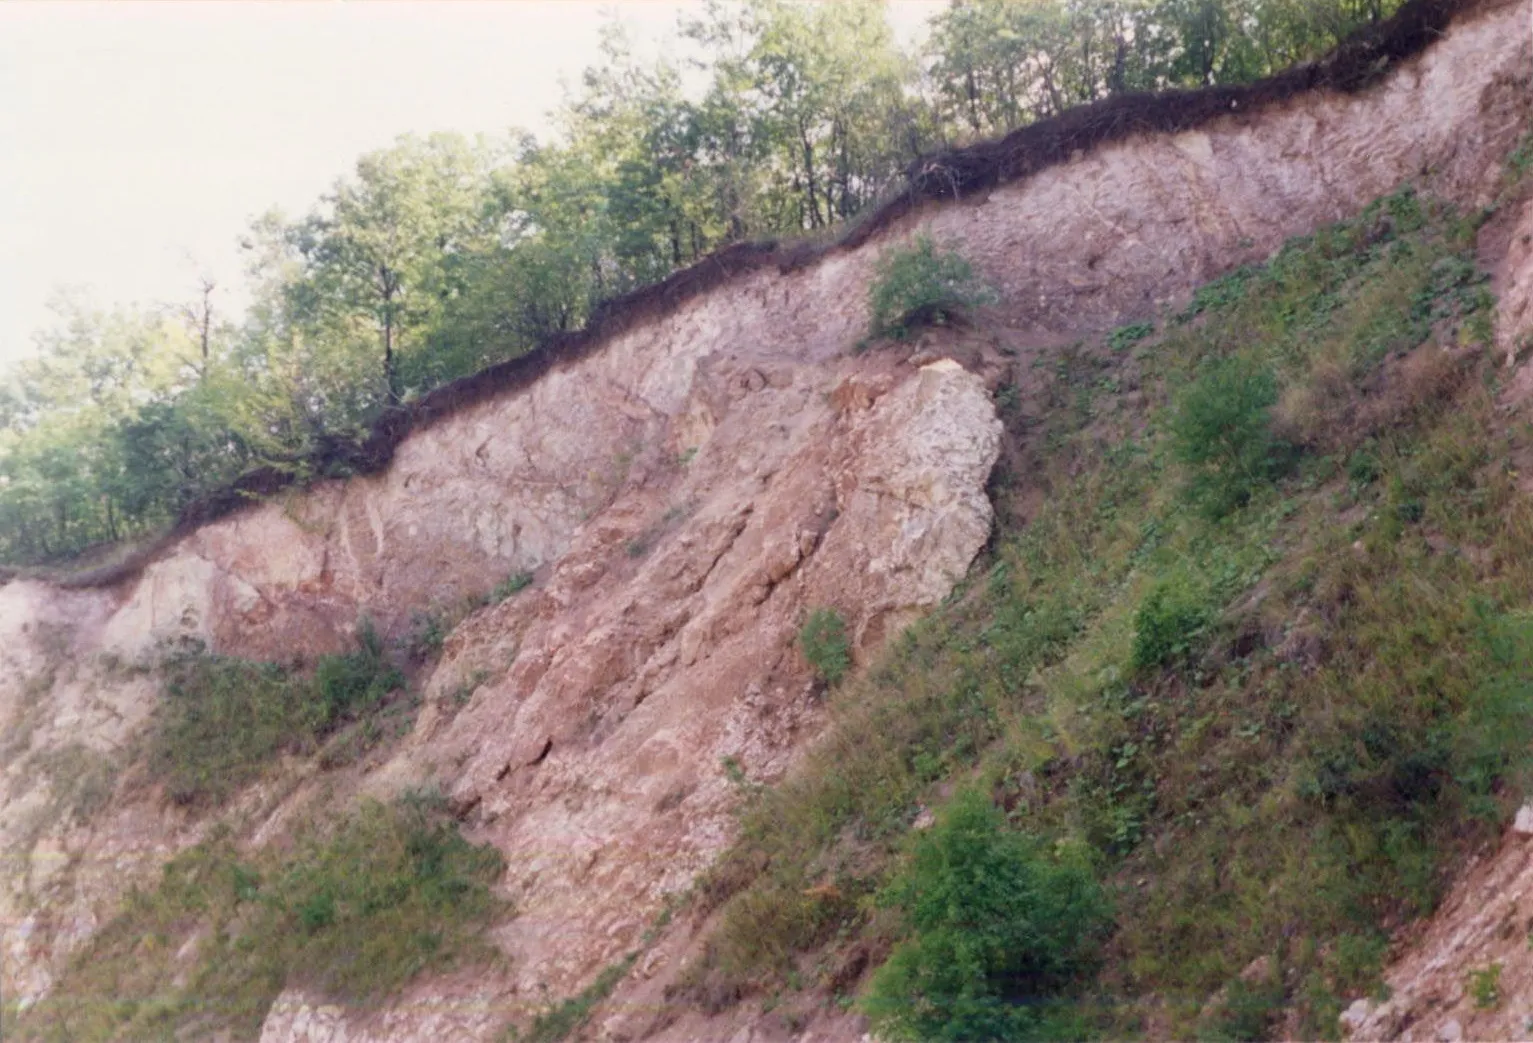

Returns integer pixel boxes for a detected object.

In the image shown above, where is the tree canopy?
[0,0,1405,566]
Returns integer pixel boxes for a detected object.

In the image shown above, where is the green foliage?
[862,791,1110,1042]
[1110,321,1155,353]
[492,571,535,603]
[0,0,1413,570]
[867,236,995,342]
[1170,355,1291,516]
[1468,963,1503,1010]
[522,955,637,1043]
[150,625,404,807]
[1131,573,1216,674]
[800,608,852,686]
[406,610,448,661]
[20,795,506,1041]
[1200,975,1286,1043]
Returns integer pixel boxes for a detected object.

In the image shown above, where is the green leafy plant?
[1131,573,1216,674]
[1170,355,1293,517]
[406,610,448,660]
[521,955,638,1042]
[492,570,535,603]
[1110,321,1155,352]
[862,790,1111,1042]
[1468,963,1503,1010]
[800,608,852,686]
[867,235,996,342]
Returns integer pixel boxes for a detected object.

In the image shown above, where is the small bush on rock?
[867,235,995,342]
[800,608,852,686]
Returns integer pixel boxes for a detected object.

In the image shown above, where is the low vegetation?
[520,955,638,1043]
[682,187,1528,1038]
[18,793,506,1042]
[148,622,405,806]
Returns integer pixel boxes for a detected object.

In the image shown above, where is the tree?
[282,134,496,406]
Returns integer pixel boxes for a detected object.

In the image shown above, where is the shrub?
[800,608,852,686]
[867,235,995,342]
[405,611,448,661]
[1109,321,1155,353]
[524,955,637,1042]
[862,790,1111,1042]
[492,570,534,603]
[1200,975,1285,1042]
[316,620,404,716]
[1131,573,1215,674]
[1170,355,1292,517]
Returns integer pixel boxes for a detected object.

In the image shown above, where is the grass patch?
[17,792,506,1042]
[149,622,405,807]
[492,570,535,603]
[519,954,637,1043]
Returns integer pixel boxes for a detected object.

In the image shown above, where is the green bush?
[867,235,995,342]
[863,790,1111,1042]
[1170,355,1292,517]
[1131,574,1216,674]
[1109,321,1155,353]
[315,620,404,716]
[1199,975,1285,1042]
[492,570,534,603]
[523,955,637,1043]
[800,608,852,686]
[405,611,448,661]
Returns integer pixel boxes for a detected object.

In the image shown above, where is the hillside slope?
[2,1,1530,1040]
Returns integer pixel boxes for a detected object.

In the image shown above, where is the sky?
[0,1,942,369]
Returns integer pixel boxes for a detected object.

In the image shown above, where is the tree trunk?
[800,126,822,230]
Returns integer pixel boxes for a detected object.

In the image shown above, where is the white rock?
[1340,998,1372,1034]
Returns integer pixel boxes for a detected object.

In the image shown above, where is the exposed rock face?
[2,1,1531,1038]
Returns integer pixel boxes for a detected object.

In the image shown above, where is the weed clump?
[867,235,995,343]
[523,955,637,1043]
[800,608,852,686]
[862,790,1110,1042]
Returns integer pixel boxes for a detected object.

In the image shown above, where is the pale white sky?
[0,1,941,367]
